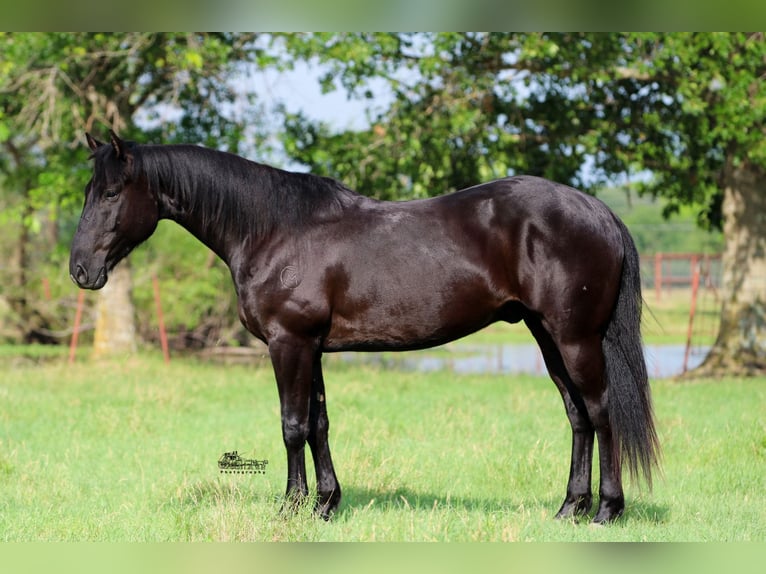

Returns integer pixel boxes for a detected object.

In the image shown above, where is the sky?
[255,62,377,132]
[248,60,394,170]
[132,53,388,171]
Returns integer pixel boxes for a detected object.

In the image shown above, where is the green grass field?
[1,351,763,542]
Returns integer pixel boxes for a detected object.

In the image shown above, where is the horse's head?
[69,131,158,289]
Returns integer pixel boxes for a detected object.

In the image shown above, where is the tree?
[0,32,266,353]
[609,33,766,376]
[277,32,766,376]
[277,33,621,198]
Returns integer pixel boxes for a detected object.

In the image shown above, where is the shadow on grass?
[337,484,671,525]
[338,484,514,515]
[619,500,671,525]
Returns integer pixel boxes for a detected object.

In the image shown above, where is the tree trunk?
[696,159,766,376]
[92,259,138,359]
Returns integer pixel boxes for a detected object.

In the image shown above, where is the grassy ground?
[1,352,763,541]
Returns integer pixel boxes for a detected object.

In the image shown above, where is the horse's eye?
[103,187,120,199]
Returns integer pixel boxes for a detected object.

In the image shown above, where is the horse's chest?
[236,297,267,342]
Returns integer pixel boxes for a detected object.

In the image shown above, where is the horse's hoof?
[555,494,592,520]
[591,497,624,524]
[314,489,342,520]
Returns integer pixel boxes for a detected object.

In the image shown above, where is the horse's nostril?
[75,264,88,286]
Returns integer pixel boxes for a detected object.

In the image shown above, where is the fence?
[640,252,723,374]
[639,252,722,300]
[67,274,170,364]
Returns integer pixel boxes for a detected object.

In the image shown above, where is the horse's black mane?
[95,141,358,240]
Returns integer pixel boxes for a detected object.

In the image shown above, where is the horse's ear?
[86,133,104,152]
[109,130,127,160]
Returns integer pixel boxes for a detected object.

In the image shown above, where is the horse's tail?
[603,217,661,487]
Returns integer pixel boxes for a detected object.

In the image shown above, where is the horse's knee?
[282,417,309,450]
[583,392,610,430]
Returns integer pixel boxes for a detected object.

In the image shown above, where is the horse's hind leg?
[555,337,625,523]
[307,354,341,519]
[525,316,594,518]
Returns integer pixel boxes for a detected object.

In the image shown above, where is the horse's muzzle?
[70,263,107,290]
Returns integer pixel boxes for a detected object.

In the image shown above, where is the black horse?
[70,131,660,523]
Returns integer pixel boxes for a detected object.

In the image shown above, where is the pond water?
[335,343,709,379]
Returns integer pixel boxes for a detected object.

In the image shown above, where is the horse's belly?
[322,283,503,352]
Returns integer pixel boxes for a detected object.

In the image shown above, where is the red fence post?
[690,254,698,289]
[682,261,702,374]
[153,275,171,364]
[42,277,52,300]
[654,252,663,301]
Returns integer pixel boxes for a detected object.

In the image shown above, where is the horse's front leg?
[268,335,316,512]
[307,354,341,519]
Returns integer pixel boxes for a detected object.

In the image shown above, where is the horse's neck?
[156,182,240,267]
[152,149,357,267]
